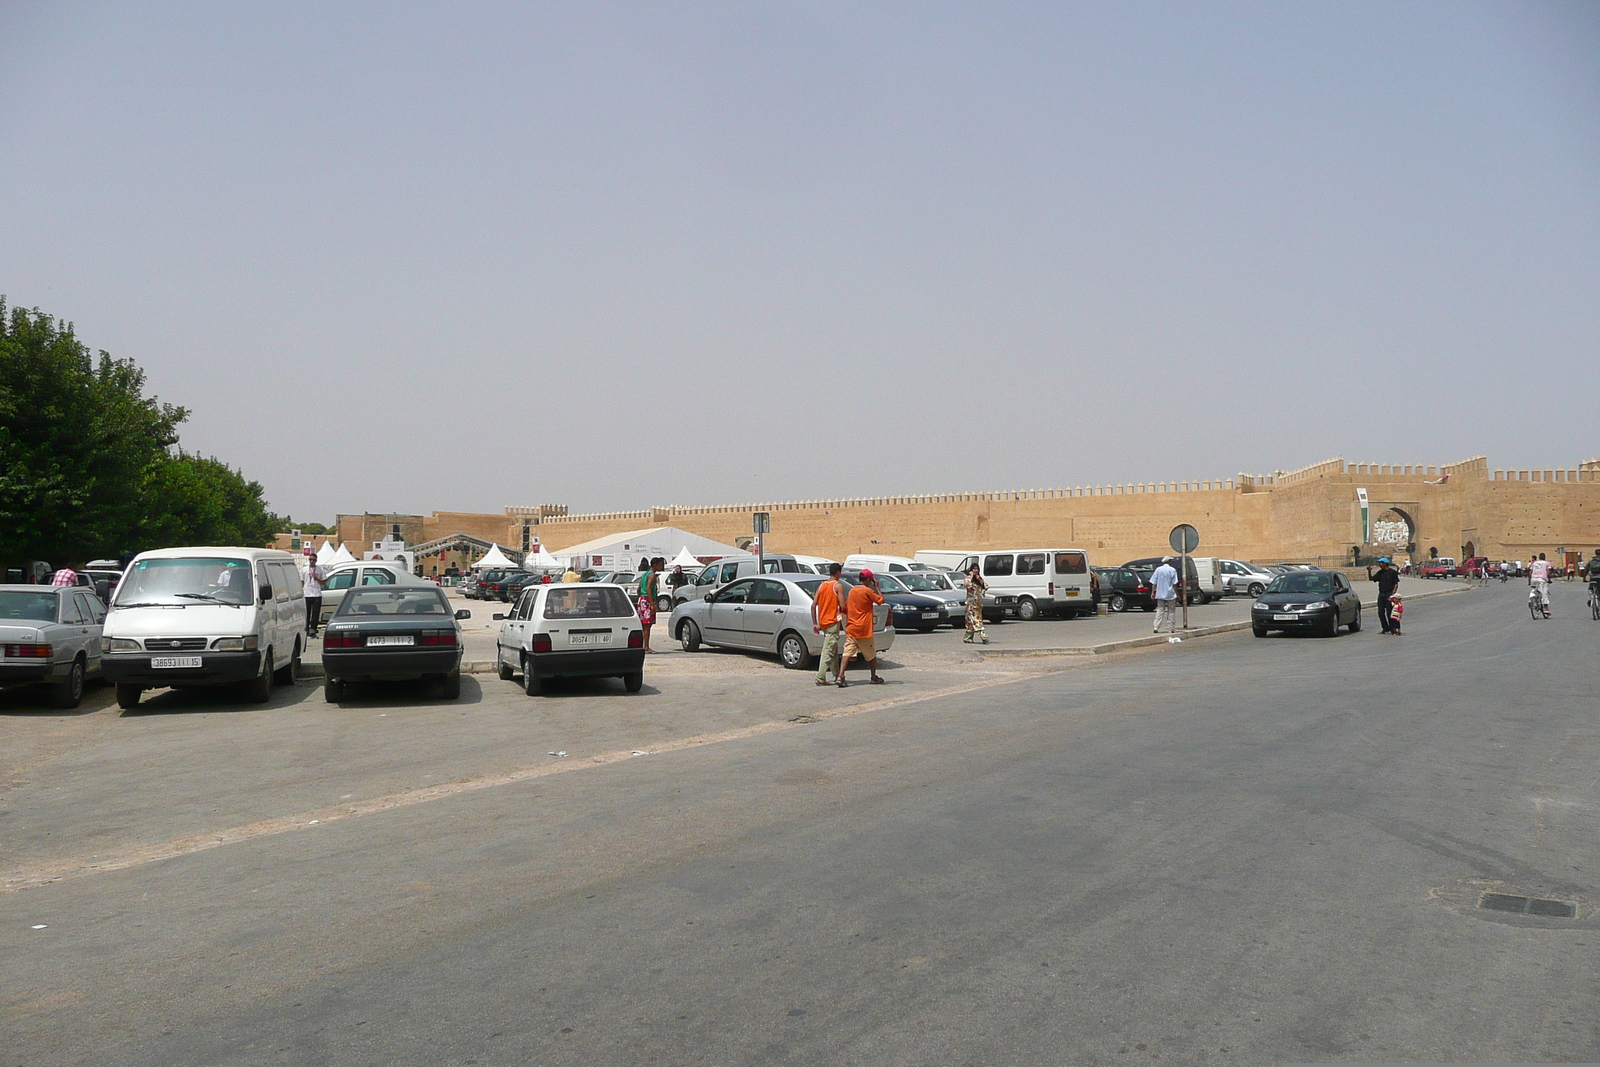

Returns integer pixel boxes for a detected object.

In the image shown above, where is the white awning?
[315,540,338,565]
[525,546,564,571]
[329,543,357,565]
[669,546,701,568]
[472,544,517,569]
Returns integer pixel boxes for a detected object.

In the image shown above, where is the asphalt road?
[3,580,1596,1065]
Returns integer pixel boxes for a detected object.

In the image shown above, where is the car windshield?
[337,589,449,616]
[0,591,59,622]
[1268,574,1333,595]
[873,574,908,594]
[115,557,253,606]
[544,586,634,619]
[896,573,942,592]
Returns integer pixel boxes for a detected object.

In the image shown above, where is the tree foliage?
[0,298,278,562]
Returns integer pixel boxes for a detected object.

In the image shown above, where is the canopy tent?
[548,526,741,573]
[668,546,702,569]
[329,543,357,566]
[472,544,517,570]
[315,541,339,566]
[524,546,565,571]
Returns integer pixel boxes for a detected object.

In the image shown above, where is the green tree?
[0,298,280,561]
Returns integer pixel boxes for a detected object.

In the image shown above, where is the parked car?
[950,549,1095,620]
[913,550,978,571]
[1123,557,1213,605]
[889,569,991,627]
[458,573,481,598]
[102,547,307,709]
[1456,556,1490,577]
[320,559,437,621]
[669,574,893,670]
[0,584,107,707]
[843,570,948,633]
[1217,559,1274,598]
[322,586,471,700]
[475,569,526,602]
[496,582,645,694]
[1092,567,1157,613]
[1251,570,1362,637]
[498,570,553,603]
[1419,559,1455,579]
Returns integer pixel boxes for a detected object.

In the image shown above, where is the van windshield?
[115,558,253,606]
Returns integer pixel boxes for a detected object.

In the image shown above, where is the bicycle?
[1589,581,1600,621]
[1529,582,1550,619]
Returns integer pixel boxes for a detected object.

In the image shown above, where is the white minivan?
[842,553,936,573]
[952,548,1095,620]
[101,547,307,709]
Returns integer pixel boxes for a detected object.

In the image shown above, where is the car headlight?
[1251,603,1270,611]
[108,638,142,652]
[211,635,260,651]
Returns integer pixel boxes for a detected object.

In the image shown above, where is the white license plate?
[921,612,939,619]
[569,633,612,646]
[151,655,202,669]
[1272,614,1297,622]
[367,635,414,647]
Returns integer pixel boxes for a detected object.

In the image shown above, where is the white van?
[913,550,976,571]
[101,547,307,709]
[952,548,1095,620]
[843,553,936,573]
[673,555,802,604]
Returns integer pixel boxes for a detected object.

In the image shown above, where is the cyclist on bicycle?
[1529,553,1553,617]
[1583,550,1600,603]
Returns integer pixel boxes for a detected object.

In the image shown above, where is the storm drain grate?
[1479,892,1577,919]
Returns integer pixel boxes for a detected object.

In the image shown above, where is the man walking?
[302,555,329,637]
[1150,557,1180,634]
[811,563,848,687]
[1366,556,1401,634]
[837,569,886,688]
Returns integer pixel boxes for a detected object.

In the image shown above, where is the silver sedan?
[0,584,107,707]
[667,574,894,669]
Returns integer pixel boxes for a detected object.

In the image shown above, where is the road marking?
[2,672,1048,894]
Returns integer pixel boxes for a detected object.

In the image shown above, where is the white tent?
[315,540,338,566]
[669,546,702,569]
[329,543,357,566]
[552,527,742,573]
[524,546,564,571]
[472,544,517,570]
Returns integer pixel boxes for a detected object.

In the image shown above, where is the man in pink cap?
[837,569,886,687]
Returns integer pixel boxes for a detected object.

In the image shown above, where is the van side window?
[1016,554,1046,575]
[1054,552,1087,574]
[282,563,303,597]
[720,562,741,583]
[889,563,907,571]
[696,566,718,586]
[256,562,274,598]
[780,559,799,573]
[956,557,977,575]
[983,555,1013,577]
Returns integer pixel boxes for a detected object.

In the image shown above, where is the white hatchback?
[495,583,645,695]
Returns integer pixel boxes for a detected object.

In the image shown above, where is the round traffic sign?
[1169,523,1200,554]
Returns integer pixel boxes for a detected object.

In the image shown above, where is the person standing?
[837,569,886,687]
[562,565,581,583]
[1529,552,1552,617]
[963,563,989,644]
[302,557,329,637]
[1150,557,1180,633]
[667,564,689,597]
[1366,556,1401,633]
[811,563,848,686]
[50,562,80,587]
[1387,593,1405,635]
[636,561,660,652]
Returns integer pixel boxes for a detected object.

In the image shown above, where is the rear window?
[0,591,59,622]
[1055,552,1087,574]
[337,589,449,616]
[544,586,635,619]
[795,579,823,598]
[1016,553,1046,575]
[983,555,1013,577]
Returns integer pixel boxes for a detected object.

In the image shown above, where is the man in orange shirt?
[811,562,848,687]
[837,569,886,687]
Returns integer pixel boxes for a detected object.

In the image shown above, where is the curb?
[297,660,498,679]
[973,584,1469,660]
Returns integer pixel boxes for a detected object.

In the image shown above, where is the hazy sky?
[3,2,1597,524]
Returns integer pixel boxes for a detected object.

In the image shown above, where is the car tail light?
[531,633,552,653]
[5,643,51,658]
[627,630,643,648]
[1137,585,1148,593]
[1048,582,1055,595]
[323,632,362,648]
[419,631,457,646]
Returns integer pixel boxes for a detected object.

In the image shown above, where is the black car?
[322,586,472,699]
[1092,566,1157,613]
[841,571,948,633]
[500,571,549,602]
[1251,570,1361,637]
[1122,556,1212,605]
[474,569,516,601]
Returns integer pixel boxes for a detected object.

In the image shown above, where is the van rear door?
[1053,551,1089,611]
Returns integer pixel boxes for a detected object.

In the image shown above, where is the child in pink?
[1388,594,1404,635]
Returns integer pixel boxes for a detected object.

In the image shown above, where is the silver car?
[891,570,1001,627]
[0,584,107,707]
[1218,559,1275,598]
[668,574,895,670]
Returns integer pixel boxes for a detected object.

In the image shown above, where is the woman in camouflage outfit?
[964,563,989,644]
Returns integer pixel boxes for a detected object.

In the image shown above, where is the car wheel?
[1141,604,1156,612]
[497,650,515,681]
[275,642,300,685]
[325,677,344,702]
[656,594,672,613]
[116,683,143,710]
[1016,597,1038,621]
[1324,610,1341,638]
[778,631,811,670]
[51,658,86,709]
[1108,593,1127,613]
[623,671,643,694]
[679,618,702,652]
[522,658,541,696]
[1252,624,1268,638]
[441,671,461,700]
[1349,605,1362,633]
[1247,582,1265,597]
[245,650,274,703]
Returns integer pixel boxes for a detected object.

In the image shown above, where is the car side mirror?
[455,609,471,620]
[492,613,505,621]
[259,585,273,603]
[703,591,717,603]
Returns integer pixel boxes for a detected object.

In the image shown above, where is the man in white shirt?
[302,557,329,636]
[1528,553,1552,617]
[1150,557,1180,633]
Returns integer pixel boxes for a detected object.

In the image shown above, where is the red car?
[1420,560,1455,579]
[1455,556,1489,577]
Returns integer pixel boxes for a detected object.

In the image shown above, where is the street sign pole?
[1169,523,1201,631]
[753,512,771,572]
